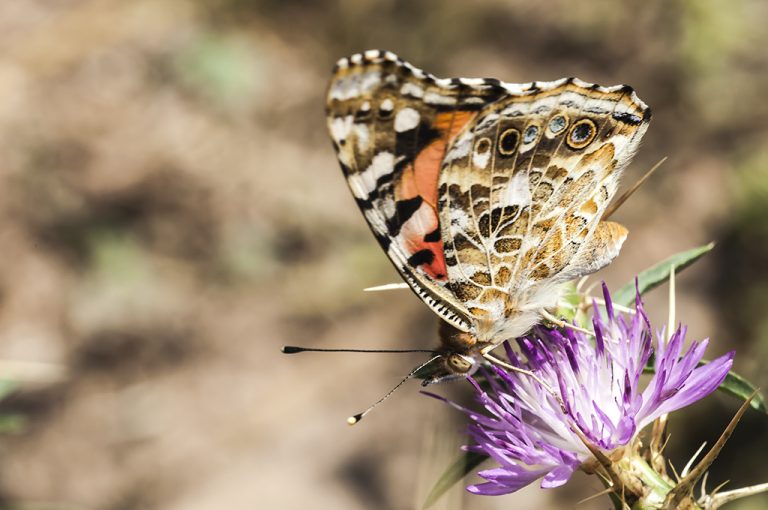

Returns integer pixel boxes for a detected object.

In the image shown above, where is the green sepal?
[556,281,590,327]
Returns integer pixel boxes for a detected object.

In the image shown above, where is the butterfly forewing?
[326,51,510,333]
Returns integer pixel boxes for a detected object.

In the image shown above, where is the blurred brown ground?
[0,1,766,509]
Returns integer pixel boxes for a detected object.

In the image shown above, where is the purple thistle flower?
[426,284,734,496]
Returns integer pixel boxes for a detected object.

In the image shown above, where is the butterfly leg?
[540,309,594,336]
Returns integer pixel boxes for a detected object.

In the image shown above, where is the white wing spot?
[500,172,531,207]
[353,124,370,152]
[330,115,353,142]
[424,92,456,105]
[347,151,395,198]
[395,108,420,132]
[400,82,424,98]
[360,71,382,93]
[460,78,486,87]
[365,151,395,182]
[472,149,491,169]
[444,133,472,161]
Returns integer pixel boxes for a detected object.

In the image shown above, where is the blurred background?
[0,1,766,509]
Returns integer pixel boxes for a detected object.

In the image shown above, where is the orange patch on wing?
[395,110,477,282]
[400,111,477,205]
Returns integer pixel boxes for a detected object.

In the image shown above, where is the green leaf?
[717,367,767,414]
[613,242,715,307]
[423,451,487,509]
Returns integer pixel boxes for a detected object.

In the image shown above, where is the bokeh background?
[0,1,766,509]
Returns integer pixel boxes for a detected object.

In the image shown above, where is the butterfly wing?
[325,51,511,333]
[438,78,650,339]
[326,51,651,344]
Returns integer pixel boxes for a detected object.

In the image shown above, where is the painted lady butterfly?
[326,50,650,384]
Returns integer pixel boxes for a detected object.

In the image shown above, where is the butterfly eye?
[446,353,473,374]
[548,115,567,134]
[498,128,520,156]
[523,125,539,144]
[567,118,597,149]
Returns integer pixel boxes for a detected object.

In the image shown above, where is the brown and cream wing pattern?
[437,78,650,325]
[326,50,651,343]
[325,51,511,333]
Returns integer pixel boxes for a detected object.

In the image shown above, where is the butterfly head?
[415,321,486,385]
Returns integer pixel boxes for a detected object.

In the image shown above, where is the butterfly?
[325,50,650,384]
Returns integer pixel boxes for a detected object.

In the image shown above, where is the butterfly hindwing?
[438,78,650,335]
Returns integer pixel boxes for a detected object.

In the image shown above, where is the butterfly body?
[326,50,650,382]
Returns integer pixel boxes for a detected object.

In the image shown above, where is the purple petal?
[602,282,614,321]
[640,352,734,427]
[468,465,553,495]
[593,317,606,355]
[541,464,577,488]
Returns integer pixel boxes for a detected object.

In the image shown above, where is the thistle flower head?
[429,284,734,496]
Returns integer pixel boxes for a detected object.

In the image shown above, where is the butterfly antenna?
[282,346,436,354]
[602,156,668,220]
[347,355,442,426]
